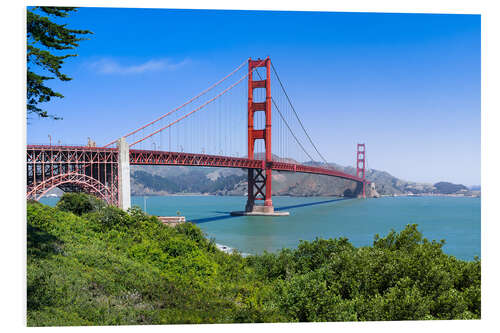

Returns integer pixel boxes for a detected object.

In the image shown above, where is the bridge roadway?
[26,144,368,212]
[27,145,366,183]
[129,148,365,183]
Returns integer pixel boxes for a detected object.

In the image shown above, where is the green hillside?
[130,164,477,197]
[27,193,480,326]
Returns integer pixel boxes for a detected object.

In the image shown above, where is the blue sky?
[27,8,480,185]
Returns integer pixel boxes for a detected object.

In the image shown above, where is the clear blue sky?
[27,8,481,186]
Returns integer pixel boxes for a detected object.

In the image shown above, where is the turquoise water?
[40,195,480,260]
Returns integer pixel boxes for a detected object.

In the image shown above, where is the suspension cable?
[103,59,247,147]
[254,69,316,162]
[131,59,266,147]
[270,62,329,165]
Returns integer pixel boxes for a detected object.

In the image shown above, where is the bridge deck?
[27,145,366,184]
[128,149,366,183]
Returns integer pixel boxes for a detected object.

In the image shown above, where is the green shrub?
[56,192,105,215]
[26,202,481,326]
[85,206,134,232]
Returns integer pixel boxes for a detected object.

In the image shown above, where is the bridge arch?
[27,172,116,206]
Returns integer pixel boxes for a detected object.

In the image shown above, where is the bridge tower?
[117,137,131,210]
[245,57,275,214]
[356,143,366,198]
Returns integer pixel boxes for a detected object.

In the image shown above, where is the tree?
[56,192,105,215]
[27,7,92,119]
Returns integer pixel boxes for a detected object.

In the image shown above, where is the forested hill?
[130,164,478,197]
[433,182,469,194]
[131,167,247,196]
[132,170,246,194]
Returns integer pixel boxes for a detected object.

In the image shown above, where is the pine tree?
[27,7,92,119]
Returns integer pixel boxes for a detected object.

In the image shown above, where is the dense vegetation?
[27,193,480,326]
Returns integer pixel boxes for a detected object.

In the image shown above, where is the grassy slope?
[27,197,480,326]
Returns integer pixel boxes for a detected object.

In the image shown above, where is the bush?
[250,224,481,321]
[27,201,481,326]
[56,192,105,215]
[85,206,134,232]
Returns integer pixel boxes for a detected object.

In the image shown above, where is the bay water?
[40,195,480,261]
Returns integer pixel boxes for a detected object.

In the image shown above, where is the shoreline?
[132,193,480,198]
[43,193,481,200]
[215,243,250,257]
[131,193,346,198]
[380,194,480,198]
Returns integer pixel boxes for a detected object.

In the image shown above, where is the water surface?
[40,195,480,260]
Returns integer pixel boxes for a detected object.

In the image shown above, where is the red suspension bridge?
[27,57,370,215]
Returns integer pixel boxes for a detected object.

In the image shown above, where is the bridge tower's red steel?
[246,57,274,213]
[356,143,366,198]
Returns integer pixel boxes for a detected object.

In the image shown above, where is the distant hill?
[131,166,246,196]
[433,182,468,194]
[129,160,479,198]
[130,163,362,197]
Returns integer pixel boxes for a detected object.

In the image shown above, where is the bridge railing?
[28,142,89,147]
[27,144,117,151]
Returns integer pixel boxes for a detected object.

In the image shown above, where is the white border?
[2,1,498,332]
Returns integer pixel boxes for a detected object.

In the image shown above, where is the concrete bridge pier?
[117,137,131,210]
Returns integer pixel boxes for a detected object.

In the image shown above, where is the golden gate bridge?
[27,57,369,215]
